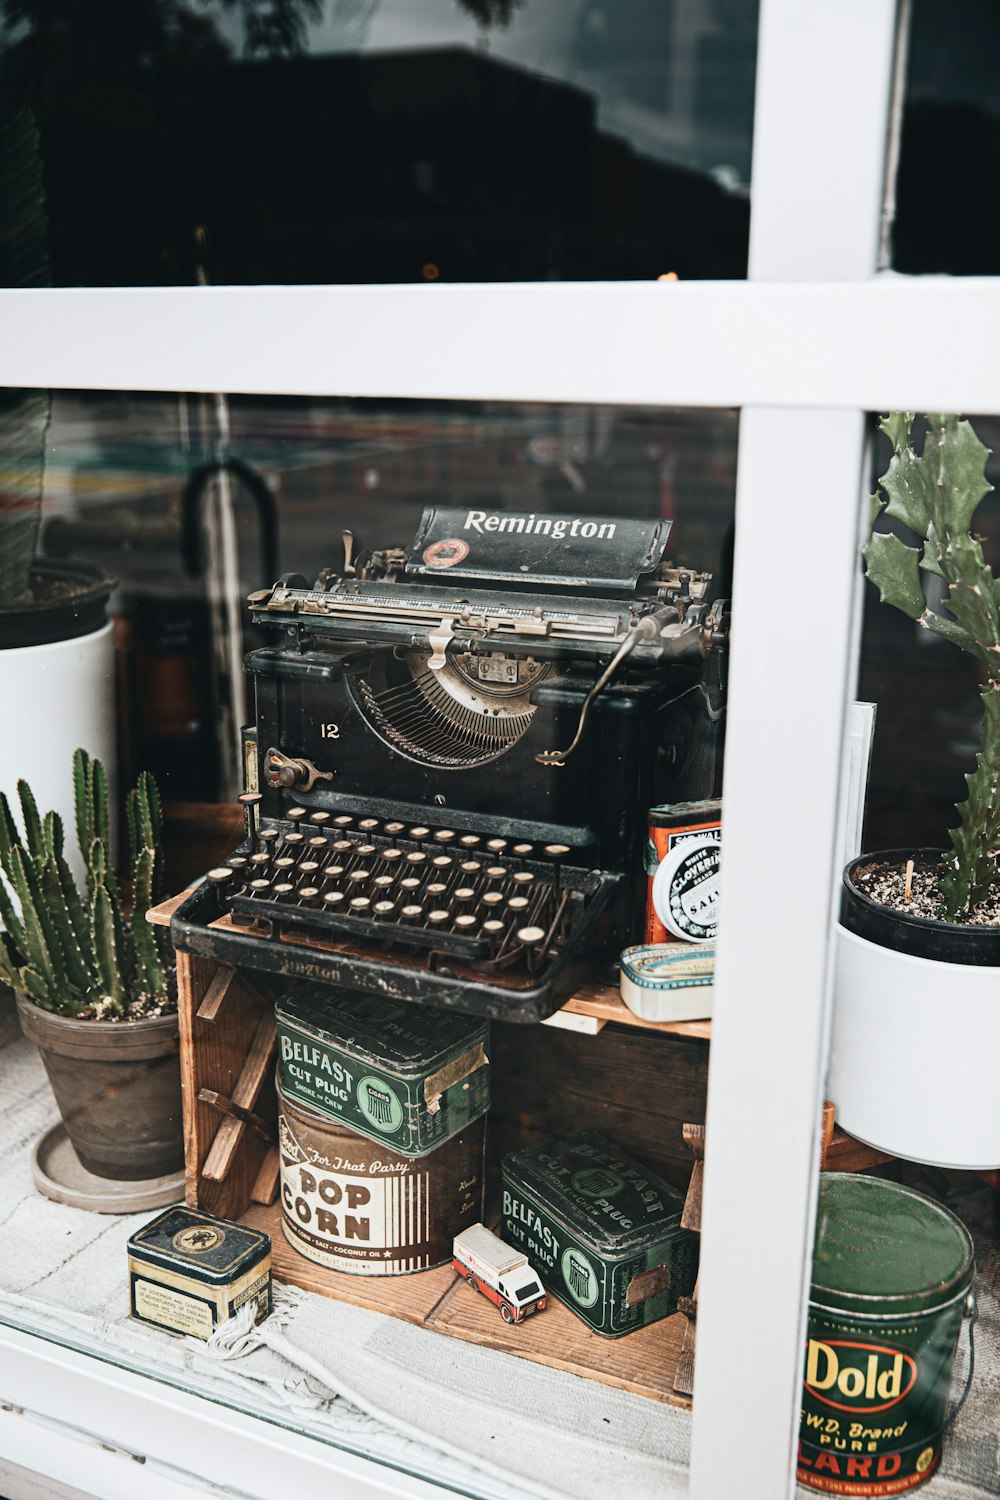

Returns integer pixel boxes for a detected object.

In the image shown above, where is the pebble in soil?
[854,856,1000,926]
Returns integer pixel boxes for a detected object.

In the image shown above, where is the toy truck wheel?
[466,1275,478,1294]
[500,1303,514,1323]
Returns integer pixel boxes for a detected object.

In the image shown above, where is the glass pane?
[815,411,999,1498]
[0,1,757,287]
[0,390,736,1490]
[894,1,1000,273]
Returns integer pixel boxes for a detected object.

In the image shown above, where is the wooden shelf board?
[560,981,711,1040]
[243,1200,692,1410]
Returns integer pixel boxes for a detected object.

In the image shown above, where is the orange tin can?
[643,799,721,944]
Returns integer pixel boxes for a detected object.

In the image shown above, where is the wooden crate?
[159,890,888,1411]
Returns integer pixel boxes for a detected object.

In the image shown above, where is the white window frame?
[2,2,998,1496]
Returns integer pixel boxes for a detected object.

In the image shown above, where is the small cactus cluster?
[865,413,1000,920]
[0,749,170,1016]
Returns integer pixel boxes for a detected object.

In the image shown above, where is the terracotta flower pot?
[16,992,184,1181]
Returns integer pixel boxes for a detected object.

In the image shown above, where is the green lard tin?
[275,985,490,1158]
[501,1131,698,1338]
[799,1173,976,1497]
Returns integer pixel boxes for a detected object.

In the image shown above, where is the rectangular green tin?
[501,1132,698,1338]
[275,985,490,1158]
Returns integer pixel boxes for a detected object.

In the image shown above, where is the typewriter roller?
[172,507,727,1022]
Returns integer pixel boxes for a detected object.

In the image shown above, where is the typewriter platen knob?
[263,746,333,793]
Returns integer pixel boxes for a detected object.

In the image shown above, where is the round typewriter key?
[401,904,424,922]
[482,891,504,908]
[258,827,279,846]
[544,844,571,858]
[207,867,232,885]
[513,843,533,858]
[373,874,395,890]
[298,861,320,876]
[333,815,353,828]
[433,829,456,843]
[274,856,296,871]
[374,899,395,917]
[307,834,328,849]
[323,890,346,908]
[298,886,321,904]
[273,882,295,897]
[250,852,270,868]
[426,881,448,897]
[459,834,481,848]
[283,831,305,847]
[460,860,482,875]
[400,876,421,892]
[485,865,507,882]
[508,896,530,913]
[309,811,332,825]
[333,839,353,854]
[483,918,505,937]
[227,856,248,870]
[356,843,377,858]
[350,895,372,912]
[286,806,308,821]
[348,868,372,884]
[517,925,546,947]
[406,851,428,866]
[487,838,508,854]
[428,909,450,926]
[382,848,403,863]
[358,818,380,832]
[385,821,406,836]
[239,791,262,807]
[409,826,431,840]
[432,854,453,869]
[250,878,271,892]
[324,862,346,880]
[513,871,535,886]
[454,913,477,931]
[454,886,476,903]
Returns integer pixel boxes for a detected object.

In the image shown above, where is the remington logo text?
[464,511,616,541]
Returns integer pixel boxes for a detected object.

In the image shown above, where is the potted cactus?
[0,749,182,1184]
[829,412,1000,1169]
[0,108,115,867]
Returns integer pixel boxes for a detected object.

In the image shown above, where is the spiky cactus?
[0,749,171,1016]
[865,413,1000,919]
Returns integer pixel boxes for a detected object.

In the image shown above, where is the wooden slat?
[558,980,712,1040]
[198,1088,276,1145]
[251,1148,281,1206]
[197,967,239,1024]
[201,1012,278,1184]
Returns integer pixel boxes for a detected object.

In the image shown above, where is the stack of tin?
[275,986,489,1274]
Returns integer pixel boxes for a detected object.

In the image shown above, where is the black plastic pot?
[0,558,114,650]
[16,992,184,1181]
[842,848,1000,966]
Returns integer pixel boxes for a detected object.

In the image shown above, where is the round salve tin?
[278,1080,484,1275]
[651,835,719,942]
[799,1173,975,1497]
[619,943,714,1022]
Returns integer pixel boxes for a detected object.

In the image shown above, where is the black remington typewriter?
[171,506,727,1022]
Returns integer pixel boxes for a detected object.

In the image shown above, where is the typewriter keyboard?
[203,809,601,979]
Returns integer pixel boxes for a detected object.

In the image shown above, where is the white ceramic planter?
[828,922,1000,1170]
[0,622,116,877]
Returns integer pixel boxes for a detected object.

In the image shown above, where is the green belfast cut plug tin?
[275,986,490,1158]
[799,1173,976,1497]
[501,1132,698,1338]
[127,1205,271,1340]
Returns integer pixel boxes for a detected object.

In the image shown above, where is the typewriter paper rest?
[172,508,727,1023]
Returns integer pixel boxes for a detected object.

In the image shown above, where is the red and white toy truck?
[453,1223,547,1324]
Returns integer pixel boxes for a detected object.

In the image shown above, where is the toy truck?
[453,1223,547,1324]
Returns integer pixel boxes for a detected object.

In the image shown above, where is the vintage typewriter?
[172,506,727,1022]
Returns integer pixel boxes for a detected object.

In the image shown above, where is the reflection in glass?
[0,0,757,286]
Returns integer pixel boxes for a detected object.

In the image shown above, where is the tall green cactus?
[865,413,1000,920]
[0,749,171,1015]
